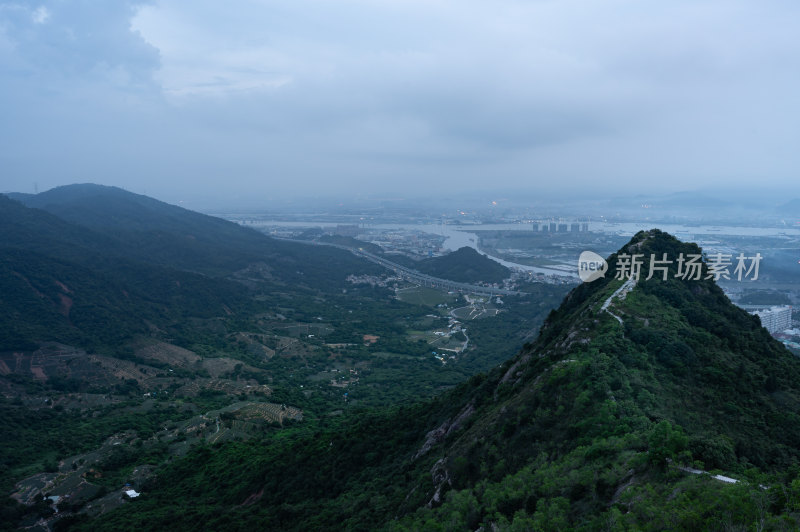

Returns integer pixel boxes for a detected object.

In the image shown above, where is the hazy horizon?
[5,182,800,221]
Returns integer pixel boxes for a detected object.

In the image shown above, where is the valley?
[0,186,569,530]
[4,3,800,529]
[3,187,800,531]
[74,231,800,531]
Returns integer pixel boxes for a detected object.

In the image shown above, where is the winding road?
[275,237,523,297]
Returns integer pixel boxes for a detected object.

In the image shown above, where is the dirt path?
[601,276,636,325]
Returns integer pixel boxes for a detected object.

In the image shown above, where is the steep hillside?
[1,187,575,531]
[10,184,260,235]
[416,246,511,284]
[85,230,800,531]
[0,194,117,263]
[0,195,258,353]
[0,248,239,352]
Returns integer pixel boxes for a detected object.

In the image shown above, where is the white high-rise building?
[752,306,792,334]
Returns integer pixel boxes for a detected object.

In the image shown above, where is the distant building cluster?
[751,306,792,334]
[532,221,589,232]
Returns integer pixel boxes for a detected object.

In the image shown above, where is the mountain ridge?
[3,183,384,284]
[82,229,800,530]
[0,184,389,354]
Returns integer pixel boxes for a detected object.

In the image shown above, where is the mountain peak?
[17,183,141,204]
[381,230,800,527]
[504,229,796,463]
[539,229,741,349]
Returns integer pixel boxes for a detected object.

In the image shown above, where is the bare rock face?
[413,402,475,460]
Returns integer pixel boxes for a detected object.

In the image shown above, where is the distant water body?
[241,220,800,277]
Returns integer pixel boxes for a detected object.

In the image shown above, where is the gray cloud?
[1,0,800,205]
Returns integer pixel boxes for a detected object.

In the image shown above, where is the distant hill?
[5,184,382,283]
[0,185,383,351]
[415,246,510,284]
[7,184,303,275]
[776,198,800,216]
[87,230,800,530]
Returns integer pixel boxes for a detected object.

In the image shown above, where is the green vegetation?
[414,247,511,284]
[73,230,800,531]
[9,187,797,531]
[0,186,569,530]
[395,285,459,307]
[739,289,792,305]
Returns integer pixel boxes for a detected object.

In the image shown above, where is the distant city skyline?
[2,1,800,205]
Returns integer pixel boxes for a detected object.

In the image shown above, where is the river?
[233,219,800,278]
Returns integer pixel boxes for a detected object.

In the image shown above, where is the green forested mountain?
[1,185,570,530]
[10,187,794,530]
[0,246,256,352]
[84,230,800,531]
[0,187,382,352]
[7,184,384,282]
[415,246,511,284]
[0,193,258,352]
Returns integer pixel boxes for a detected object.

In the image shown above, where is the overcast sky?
[1,1,799,206]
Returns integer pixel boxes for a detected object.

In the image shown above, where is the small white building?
[125,489,140,498]
[752,306,792,334]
